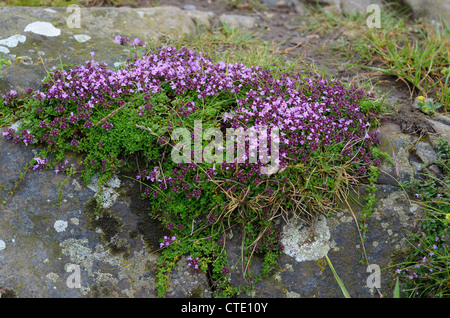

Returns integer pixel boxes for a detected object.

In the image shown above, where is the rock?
[305,0,383,15]
[340,0,384,15]
[219,14,259,29]
[303,0,450,24]
[182,4,197,11]
[322,4,342,16]
[165,255,212,298]
[432,114,450,126]
[281,215,331,263]
[0,123,170,297]
[415,140,438,165]
[224,226,263,289]
[376,123,415,185]
[261,0,307,14]
[398,0,450,26]
[424,117,450,145]
[184,10,216,30]
[0,6,207,96]
[241,184,422,298]
[262,0,288,5]
[87,173,121,209]
[54,220,69,233]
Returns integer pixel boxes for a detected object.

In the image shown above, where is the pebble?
[182,4,196,10]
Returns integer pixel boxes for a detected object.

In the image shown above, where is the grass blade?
[324,253,351,298]
[394,277,400,298]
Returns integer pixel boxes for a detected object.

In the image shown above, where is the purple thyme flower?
[33,157,48,171]
[2,128,16,140]
[159,235,176,248]
[114,35,130,45]
[187,256,200,272]
[102,122,113,131]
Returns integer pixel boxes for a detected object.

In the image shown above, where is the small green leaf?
[393,277,400,298]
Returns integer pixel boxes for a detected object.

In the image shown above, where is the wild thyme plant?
[394,138,450,297]
[1,36,383,296]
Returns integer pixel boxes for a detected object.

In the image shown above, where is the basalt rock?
[0,6,219,96]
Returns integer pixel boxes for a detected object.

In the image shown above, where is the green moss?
[82,196,129,257]
[121,171,167,253]
[89,283,112,298]
[189,285,205,298]
[0,287,18,298]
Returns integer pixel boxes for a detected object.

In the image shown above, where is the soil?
[386,108,436,136]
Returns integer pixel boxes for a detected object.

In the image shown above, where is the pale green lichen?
[0,239,6,251]
[87,174,121,209]
[281,215,332,262]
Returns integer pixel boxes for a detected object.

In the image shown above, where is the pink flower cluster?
[2,40,380,200]
[187,255,200,274]
[160,235,176,248]
[223,74,380,175]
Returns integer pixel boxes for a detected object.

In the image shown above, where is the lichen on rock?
[281,215,333,262]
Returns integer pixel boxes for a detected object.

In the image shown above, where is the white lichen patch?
[46,272,60,283]
[0,240,6,251]
[0,46,9,54]
[374,191,417,227]
[54,220,68,232]
[24,22,61,37]
[118,249,159,297]
[73,34,91,43]
[87,173,121,208]
[72,179,82,191]
[286,290,301,298]
[0,34,26,48]
[281,215,331,262]
[60,238,124,294]
[70,218,79,226]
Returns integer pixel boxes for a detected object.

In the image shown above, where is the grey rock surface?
[0,128,162,297]
[261,0,307,14]
[0,6,206,96]
[301,0,383,15]
[376,123,415,185]
[400,0,450,26]
[219,13,260,29]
